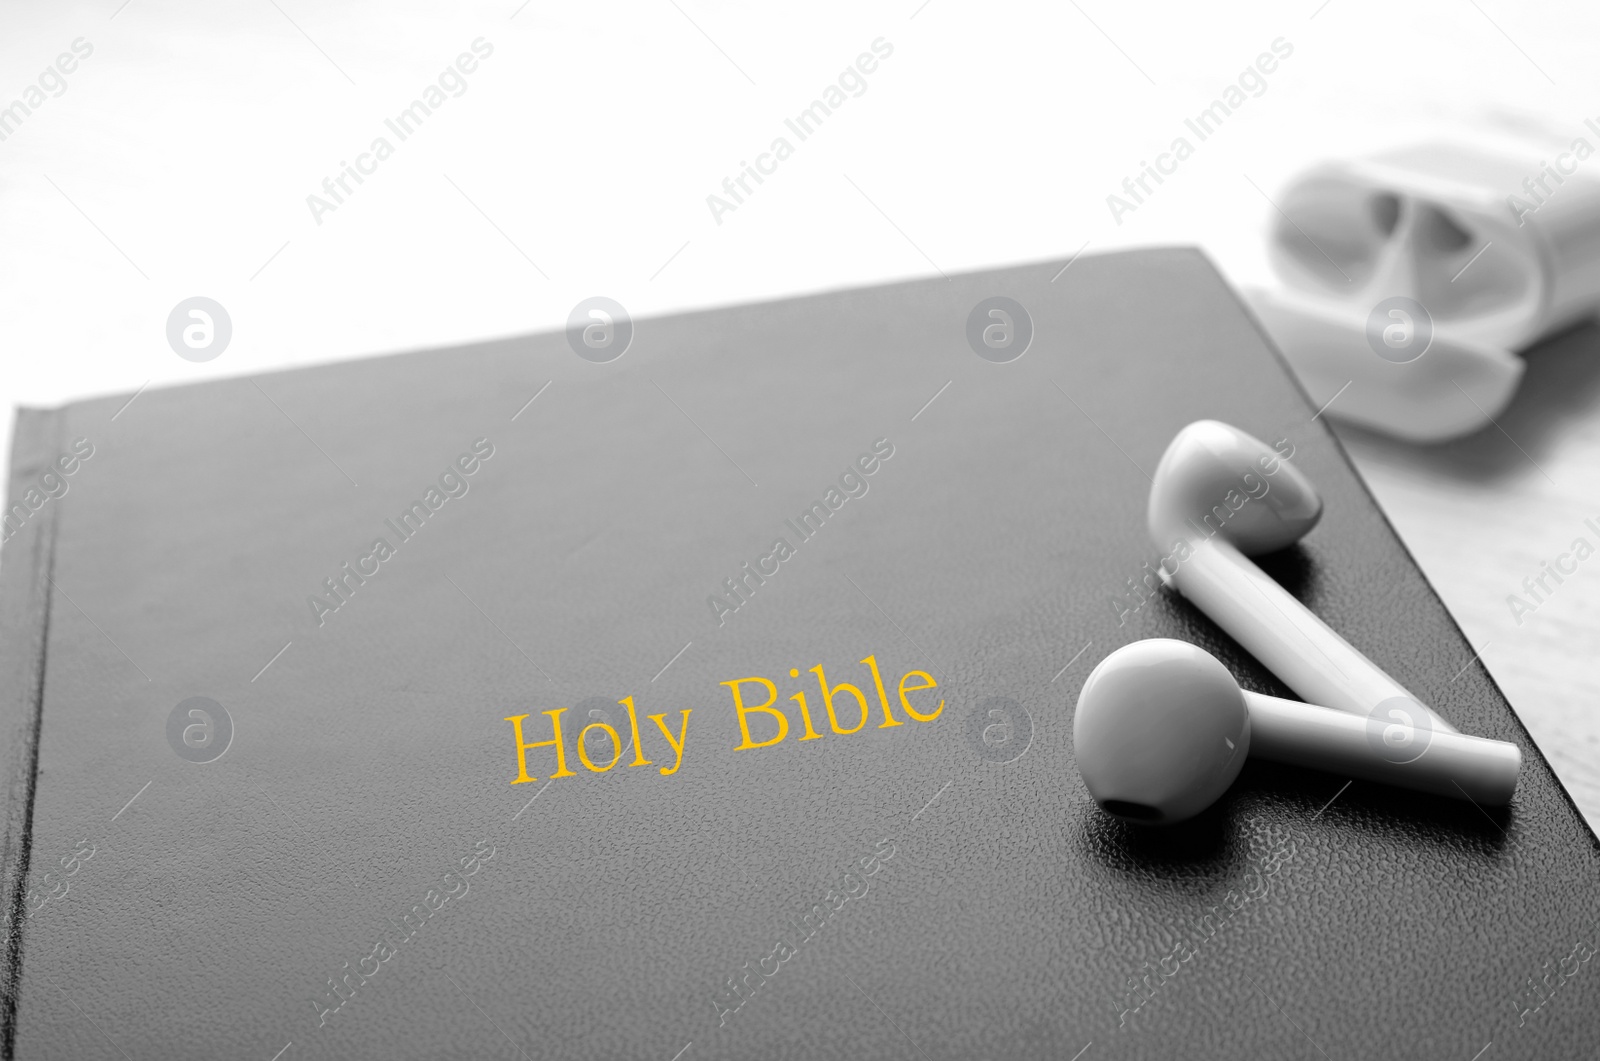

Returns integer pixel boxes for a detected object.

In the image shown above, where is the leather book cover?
[2,247,1597,1059]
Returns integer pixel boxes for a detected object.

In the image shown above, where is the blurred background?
[3,0,1599,828]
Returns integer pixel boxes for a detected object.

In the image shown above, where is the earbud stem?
[1244,692,1519,805]
[1170,537,1457,734]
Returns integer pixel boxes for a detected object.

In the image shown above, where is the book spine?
[0,406,67,1055]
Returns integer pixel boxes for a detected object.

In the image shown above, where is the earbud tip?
[1075,639,1251,824]
[1148,421,1322,556]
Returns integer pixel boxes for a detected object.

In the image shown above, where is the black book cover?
[2,247,1597,1059]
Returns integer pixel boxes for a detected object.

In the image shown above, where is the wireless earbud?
[1148,420,1456,735]
[1073,640,1520,824]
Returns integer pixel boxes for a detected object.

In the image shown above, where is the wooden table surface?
[1336,321,1600,834]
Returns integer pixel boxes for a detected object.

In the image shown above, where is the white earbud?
[1148,420,1456,735]
[1073,640,1520,824]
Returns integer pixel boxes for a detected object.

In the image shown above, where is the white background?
[4,0,1600,825]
